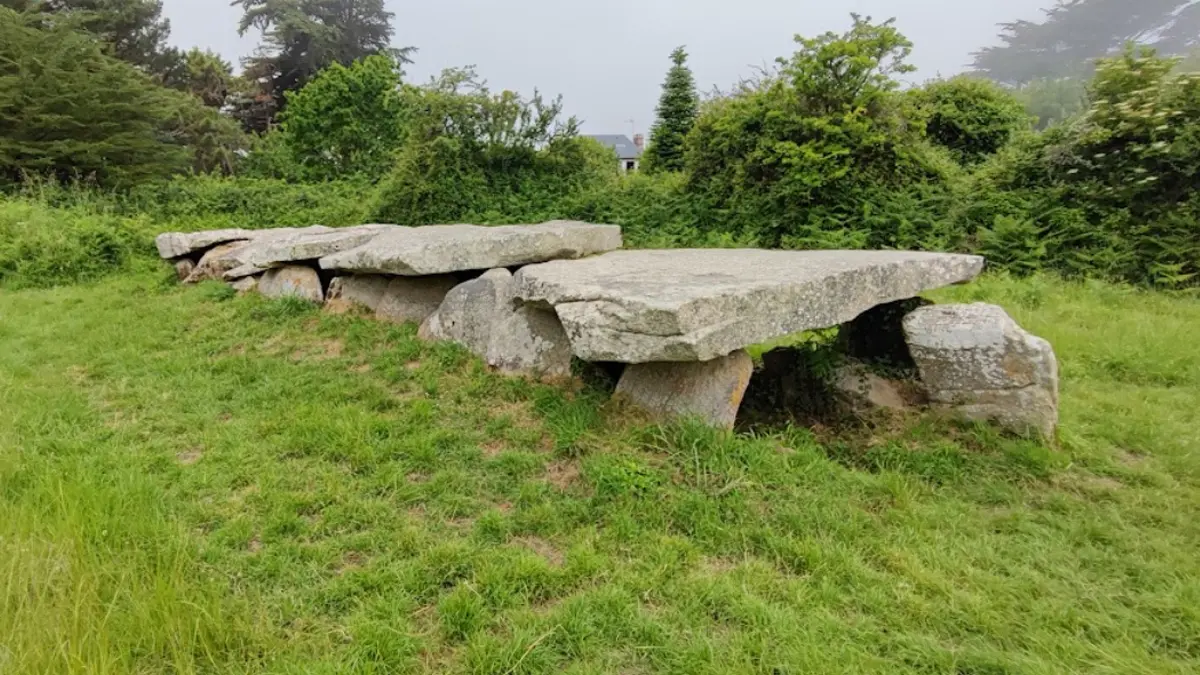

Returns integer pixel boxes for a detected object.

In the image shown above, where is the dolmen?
[156,223,1059,437]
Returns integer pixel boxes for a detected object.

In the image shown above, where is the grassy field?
[1,270,1198,674]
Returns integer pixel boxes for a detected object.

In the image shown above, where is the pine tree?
[643,46,698,173]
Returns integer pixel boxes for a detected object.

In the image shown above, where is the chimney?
[633,134,645,151]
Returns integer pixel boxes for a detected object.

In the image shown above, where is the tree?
[972,0,1200,85]
[0,7,193,186]
[2,0,179,78]
[233,0,411,126]
[176,48,235,109]
[276,54,406,180]
[643,46,698,173]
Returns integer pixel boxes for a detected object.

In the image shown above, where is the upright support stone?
[615,351,753,429]
[259,265,324,303]
[376,276,460,325]
[325,275,391,314]
[904,303,1059,437]
[420,269,572,378]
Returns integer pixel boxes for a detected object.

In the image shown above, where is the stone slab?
[239,225,402,270]
[376,276,460,325]
[155,226,333,262]
[319,221,622,276]
[615,350,753,429]
[515,249,985,363]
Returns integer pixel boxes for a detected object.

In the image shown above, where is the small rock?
[614,350,754,429]
[376,276,461,325]
[174,259,196,282]
[904,303,1059,437]
[230,276,259,294]
[831,360,916,412]
[325,275,391,313]
[258,265,325,303]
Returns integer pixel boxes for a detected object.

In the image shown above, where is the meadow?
[2,268,1197,674]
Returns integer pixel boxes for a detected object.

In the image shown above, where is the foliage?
[276,54,406,181]
[1,0,180,79]
[372,69,602,224]
[972,0,1200,85]
[910,76,1031,165]
[176,48,235,108]
[682,15,959,248]
[0,195,154,288]
[1016,77,1088,129]
[234,0,409,128]
[0,8,195,187]
[643,46,699,173]
[961,47,1200,286]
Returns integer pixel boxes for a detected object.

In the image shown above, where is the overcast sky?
[163,0,1053,135]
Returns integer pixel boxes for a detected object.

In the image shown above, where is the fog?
[163,0,1053,134]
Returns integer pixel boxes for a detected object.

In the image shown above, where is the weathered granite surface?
[615,350,753,429]
[515,249,985,363]
[156,228,255,259]
[239,225,401,271]
[376,276,460,324]
[320,221,622,276]
[904,303,1058,437]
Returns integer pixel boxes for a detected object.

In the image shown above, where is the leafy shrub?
[682,16,962,249]
[911,76,1031,164]
[274,55,408,181]
[0,198,154,289]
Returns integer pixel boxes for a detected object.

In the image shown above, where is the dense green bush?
[911,76,1031,164]
[682,16,962,249]
[372,69,614,224]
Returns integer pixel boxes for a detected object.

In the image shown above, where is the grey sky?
[163,0,1052,135]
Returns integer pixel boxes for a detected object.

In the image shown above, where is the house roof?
[586,134,642,160]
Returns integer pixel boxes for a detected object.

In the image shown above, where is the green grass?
[1,271,1198,674]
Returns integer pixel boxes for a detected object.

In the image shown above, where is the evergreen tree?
[233,0,411,127]
[973,0,1200,85]
[2,0,178,78]
[0,7,196,186]
[643,46,698,173]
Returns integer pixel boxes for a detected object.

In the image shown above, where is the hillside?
[2,270,1198,673]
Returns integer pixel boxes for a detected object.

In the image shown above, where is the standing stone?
[325,275,391,314]
[903,303,1059,437]
[614,351,754,429]
[420,269,514,352]
[185,241,252,283]
[487,306,573,378]
[174,259,196,282]
[258,265,325,303]
[376,276,461,325]
[420,269,572,377]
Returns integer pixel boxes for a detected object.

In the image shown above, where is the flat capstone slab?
[515,249,985,363]
[319,221,622,276]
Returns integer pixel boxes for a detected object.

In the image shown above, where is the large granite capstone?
[319,221,622,276]
[515,249,985,363]
[155,226,332,260]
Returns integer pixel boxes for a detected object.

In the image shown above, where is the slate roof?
[586,134,642,160]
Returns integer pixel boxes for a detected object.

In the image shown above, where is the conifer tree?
[643,46,698,173]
